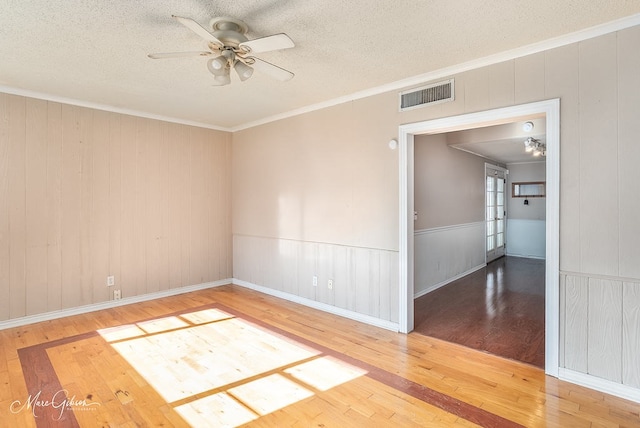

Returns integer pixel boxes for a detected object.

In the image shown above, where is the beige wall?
[232,24,640,387]
[414,134,486,230]
[507,162,546,220]
[0,94,232,321]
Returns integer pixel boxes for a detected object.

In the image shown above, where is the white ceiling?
[448,118,547,164]
[2,1,640,130]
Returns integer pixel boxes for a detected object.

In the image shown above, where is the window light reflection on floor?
[97,308,367,427]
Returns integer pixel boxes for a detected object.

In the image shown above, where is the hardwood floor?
[1,284,639,427]
[414,256,545,368]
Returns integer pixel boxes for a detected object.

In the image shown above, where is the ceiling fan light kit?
[149,15,295,86]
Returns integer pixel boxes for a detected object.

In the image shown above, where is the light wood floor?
[1,285,639,427]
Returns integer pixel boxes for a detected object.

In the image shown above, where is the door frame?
[397,98,560,377]
[485,163,509,263]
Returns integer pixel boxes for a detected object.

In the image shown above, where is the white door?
[486,165,506,262]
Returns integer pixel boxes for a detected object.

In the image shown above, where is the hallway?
[414,256,545,368]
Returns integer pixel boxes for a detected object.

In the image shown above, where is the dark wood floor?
[414,256,545,368]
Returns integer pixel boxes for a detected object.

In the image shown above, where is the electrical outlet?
[328,279,333,290]
[313,276,318,287]
[113,289,121,300]
[107,275,115,287]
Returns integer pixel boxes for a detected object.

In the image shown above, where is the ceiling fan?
[149,15,295,85]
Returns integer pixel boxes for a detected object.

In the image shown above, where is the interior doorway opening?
[398,99,560,377]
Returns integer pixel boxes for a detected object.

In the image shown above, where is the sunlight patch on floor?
[99,309,367,426]
[285,355,368,391]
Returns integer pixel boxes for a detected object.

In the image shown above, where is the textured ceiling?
[2,1,640,130]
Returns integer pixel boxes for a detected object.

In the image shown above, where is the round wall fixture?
[523,121,534,132]
[389,139,398,150]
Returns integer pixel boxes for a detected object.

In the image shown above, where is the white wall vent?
[399,79,454,111]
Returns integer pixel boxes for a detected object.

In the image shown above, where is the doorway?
[397,99,560,377]
[486,164,507,263]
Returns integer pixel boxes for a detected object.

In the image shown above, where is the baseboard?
[232,278,400,332]
[0,279,231,331]
[559,368,640,404]
[413,263,486,299]
[505,252,546,260]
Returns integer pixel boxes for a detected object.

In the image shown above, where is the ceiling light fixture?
[524,137,546,157]
[234,60,254,81]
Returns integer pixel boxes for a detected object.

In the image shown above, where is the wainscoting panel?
[623,282,640,388]
[562,274,589,372]
[561,273,640,391]
[505,219,546,259]
[414,222,485,296]
[233,235,399,324]
[588,278,623,382]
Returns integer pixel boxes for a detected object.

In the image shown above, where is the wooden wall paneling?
[559,274,566,366]
[90,110,111,304]
[119,115,138,299]
[622,282,640,388]
[297,241,317,301]
[587,278,622,382]
[223,135,233,278]
[545,43,581,272]
[278,238,298,296]
[79,107,94,305]
[367,249,381,319]
[387,252,399,323]
[60,104,82,309]
[354,247,371,317]
[231,234,243,283]
[206,133,219,282]
[0,94,10,320]
[462,67,490,113]
[167,124,187,289]
[46,102,63,312]
[177,125,192,288]
[563,275,588,372]
[617,25,640,279]
[8,95,26,318]
[24,98,49,315]
[346,247,358,313]
[145,119,162,294]
[514,52,545,104]
[133,117,148,296]
[157,122,170,291]
[332,244,348,313]
[378,250,392,322]
[189,127,207,285]
[488,60,515,108]
[317,244,333,305]
[578,33,619,277]
[107,112,122,299]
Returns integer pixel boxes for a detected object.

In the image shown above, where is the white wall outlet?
[107,275,115,287]
[113,289,121,300]
[312,276,318,287]
[328,279,333,290]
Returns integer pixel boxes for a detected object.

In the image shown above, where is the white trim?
[559,368,640,404]
[0,85,229,132]
[414,221,485,236]
[231,13,640,132]
[414,263,486,299]
[0,279,230,331]
[232,278,400,332]
[398,99,560,378]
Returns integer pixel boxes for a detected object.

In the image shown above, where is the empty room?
[1,1,640,426]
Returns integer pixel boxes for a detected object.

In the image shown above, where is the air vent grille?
[399,79,454,111]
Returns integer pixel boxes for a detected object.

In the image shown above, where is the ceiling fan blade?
[148,51,212,59]
[239,33,294,54]
[249,57,294,81]
[172,15,224,45]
